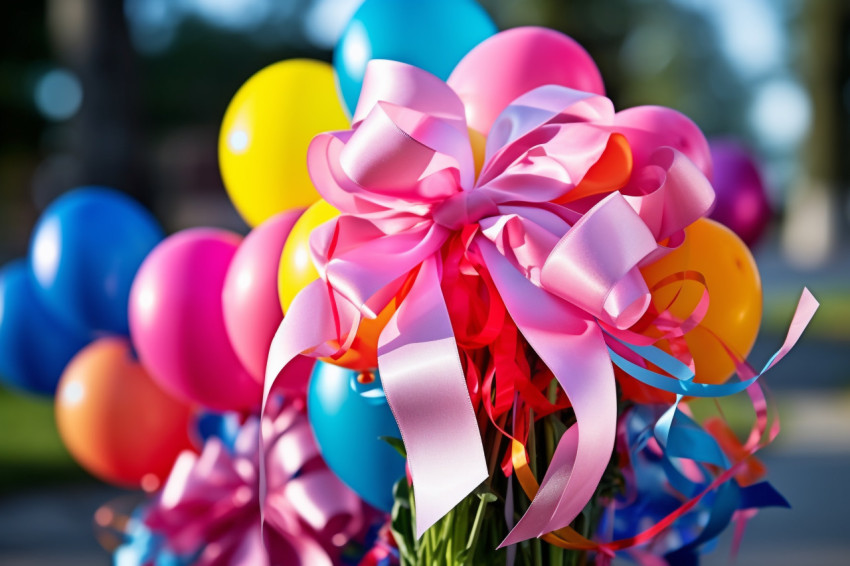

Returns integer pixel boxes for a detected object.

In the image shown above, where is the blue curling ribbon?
[668,480,741,560]
[606,405,789,560]
[113,507,193,566]
[739,481,790,510]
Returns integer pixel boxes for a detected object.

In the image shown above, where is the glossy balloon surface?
[335,0,496,114]
[448,27,604,136]
[129,228,261,411]
[307,362,405,512]
[278,200,339,313]
[640,218,762,384]
[219,60,349,227]
[29,187,163,335]
[0,261,90,395]
[708,140,771,247]
[55,337,194,488]
[223,210,303,381]
[278,200,394,370]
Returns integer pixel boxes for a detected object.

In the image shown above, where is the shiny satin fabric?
[146,399,368,566]
[264,58,718,543]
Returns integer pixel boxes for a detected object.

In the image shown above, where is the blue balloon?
[29,187,164,335]
[308,362,406,512]
[0,261,91,395]
[334,0,497,114]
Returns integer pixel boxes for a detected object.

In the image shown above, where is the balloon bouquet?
[0,1,815,565]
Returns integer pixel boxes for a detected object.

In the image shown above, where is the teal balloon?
[0,261,90,395]
[307,362,405,512]
[29,187,164,335]
[334,0,497,114]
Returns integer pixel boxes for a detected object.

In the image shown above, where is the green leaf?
[547,414,569,445]
[390,479,416,564]
[454,548,472,564]
[379,435,408,458]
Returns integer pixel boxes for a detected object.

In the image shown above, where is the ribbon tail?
[263,279,341,404]
[377,256,488,538]
[261,279,340,552]
[478,240,617,545]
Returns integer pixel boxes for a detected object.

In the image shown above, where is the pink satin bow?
[265,60,715,543]
[146,399,368,566]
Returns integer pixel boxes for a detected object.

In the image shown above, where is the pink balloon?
[613,105,713,180]
[448,27,605,136]
[129,228,261,411]
[223,210,313,383]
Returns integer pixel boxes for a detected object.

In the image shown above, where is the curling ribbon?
[147,398,367,566]
[506,288,815,555]
[264,60,716,541]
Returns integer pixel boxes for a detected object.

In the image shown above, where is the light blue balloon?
[0,261,91,395]
[334,0,497,114]
[28,187,164,335]
[307,362,405,512]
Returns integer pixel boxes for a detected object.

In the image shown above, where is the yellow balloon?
[278,199,400,371]
[219,60,349,227]
[469,127,486,180]
[640,218,762,384]
[278,199,340,312]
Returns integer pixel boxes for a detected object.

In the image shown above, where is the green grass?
[0,386,93,493]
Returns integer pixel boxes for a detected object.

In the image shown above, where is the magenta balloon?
[129,228,261,411]
[448,27,605,136]
[708,140,772,247]
[222,210,303,381]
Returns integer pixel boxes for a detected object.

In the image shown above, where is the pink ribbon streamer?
[147,399,367,565]
[264,60,715,542]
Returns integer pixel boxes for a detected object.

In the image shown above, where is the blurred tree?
[0,3,49,261]
[48,0,148,205]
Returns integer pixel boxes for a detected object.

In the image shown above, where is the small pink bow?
[146,399,368,565]
[265,60,714,543]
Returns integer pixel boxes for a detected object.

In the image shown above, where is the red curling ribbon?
[263,60,716,542]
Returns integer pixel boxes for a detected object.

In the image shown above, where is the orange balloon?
[55,337,194,489]
[278,199,396,370]
[639,218,762,385]
[469,127,487,180]
[554,133,632,204]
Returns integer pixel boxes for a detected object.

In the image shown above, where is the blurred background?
[0,0,847,564]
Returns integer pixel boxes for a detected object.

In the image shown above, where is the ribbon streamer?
[264,59,717,542]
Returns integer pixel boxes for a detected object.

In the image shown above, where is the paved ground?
[0,484,120,565]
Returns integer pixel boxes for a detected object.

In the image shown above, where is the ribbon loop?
[265,60,731,545]
[624,147,716,246]
[541,192,657,329]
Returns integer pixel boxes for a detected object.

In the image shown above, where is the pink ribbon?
[147,398,368,565]
[264,60,715,542]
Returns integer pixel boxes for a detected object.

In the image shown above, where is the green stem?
[550,543,565,566]
[532,536,543,566]
[463,495,491,565]
[438,505,453,564]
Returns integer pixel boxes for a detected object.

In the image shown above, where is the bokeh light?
[34,69,83,121]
